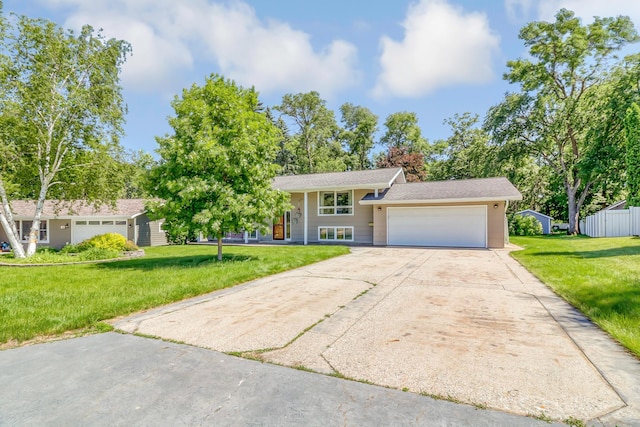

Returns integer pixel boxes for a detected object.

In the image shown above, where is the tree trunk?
[217,236,223,261]
[0,211,25,258]
[25,184,50,257]
[566,186,579,235]
[0,180,26,258]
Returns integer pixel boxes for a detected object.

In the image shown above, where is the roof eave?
[359,195,523,205]
[276,182,396,193]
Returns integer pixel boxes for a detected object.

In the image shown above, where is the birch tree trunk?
[0,179,26,258]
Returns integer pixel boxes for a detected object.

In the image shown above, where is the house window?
[76,221,87,225]
[19,220,49,243]
[88,220,100,225]
[115,220,127,226]
[159,222,165,233]
[101,220,114,225]
[318,190,353,215]
[318,226,354,242]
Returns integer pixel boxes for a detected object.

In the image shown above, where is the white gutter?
[359,196,523,205]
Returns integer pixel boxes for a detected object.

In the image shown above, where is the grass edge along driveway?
[510,235,640,359]
[0,244,350,346]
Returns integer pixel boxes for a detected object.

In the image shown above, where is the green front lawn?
[0,244,349,345]
[510,235,640,358]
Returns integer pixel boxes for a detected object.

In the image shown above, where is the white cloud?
[373,0,500,98]
[504,0,534,22]
[39,0,360,96]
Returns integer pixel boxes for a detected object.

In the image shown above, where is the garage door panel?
[388,206,486,248]
[72,221,128,244]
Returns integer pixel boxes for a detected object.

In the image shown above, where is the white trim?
[360,197,520,205]
[317,190,355,216]
[318,226,354,242]
[303,192,308,245]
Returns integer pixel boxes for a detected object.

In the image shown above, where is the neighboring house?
[265,168,522,249]
[516,209,553,234]
[0,199,168,250]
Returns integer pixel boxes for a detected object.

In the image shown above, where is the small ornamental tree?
[147,74,290,261]
[625,103,640,206]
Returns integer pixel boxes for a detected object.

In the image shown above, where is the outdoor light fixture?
[493,203,499,209]
[377,206,382,211]
[60,223,70,229]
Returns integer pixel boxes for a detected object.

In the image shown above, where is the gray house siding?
[266,190,373,244]
[49,219,71,249]
[0,218,70,250]
[135,214,168,247]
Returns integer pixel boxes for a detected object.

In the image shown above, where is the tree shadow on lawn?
[529,245,640,259]
[97,253,256,271]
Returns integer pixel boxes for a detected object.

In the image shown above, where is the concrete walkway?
[112,247,640,426]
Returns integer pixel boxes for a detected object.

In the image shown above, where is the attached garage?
[360,177,523,249]
[72,219,128,244]
[388,206,487,248]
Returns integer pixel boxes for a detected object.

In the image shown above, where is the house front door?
[273,215,285,240]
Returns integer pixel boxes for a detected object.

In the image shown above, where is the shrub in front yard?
[509,214,543,236]
[61,233,139,253]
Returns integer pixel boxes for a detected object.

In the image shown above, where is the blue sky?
[5,0,640,155]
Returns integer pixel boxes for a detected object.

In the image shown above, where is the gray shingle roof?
[360,177,522,204]
[273,168,405,192]
[4,199,147,218]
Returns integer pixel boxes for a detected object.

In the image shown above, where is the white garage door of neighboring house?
[72,220,128,244]
[387,206,487,248]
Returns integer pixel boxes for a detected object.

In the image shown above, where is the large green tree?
[147,74,290,261]
[0,13,130,257]
[380,111,429,154]
[376,111,430,180]
[486,9,638,234]
[625,103,640,206]
[275,91,345,174]
[339,103,377,170]
[430,113,498,180]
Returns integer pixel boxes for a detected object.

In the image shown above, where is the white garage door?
[72,220,128,244]
[388,206,487,248]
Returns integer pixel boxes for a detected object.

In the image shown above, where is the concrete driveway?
[114,247,640,425]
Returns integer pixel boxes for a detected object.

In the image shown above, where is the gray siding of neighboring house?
[127,219,135,241]
[264,190,374,244]
[48,219,72,249]
[135,214,168,247]
[0,218,71,250]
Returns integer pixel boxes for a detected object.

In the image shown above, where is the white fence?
[581,207,640,237]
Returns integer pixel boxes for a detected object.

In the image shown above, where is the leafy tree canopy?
[0,11,130,257]
[486,8,639,233]
[147,74,290,260]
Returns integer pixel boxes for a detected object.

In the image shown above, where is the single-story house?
[516,209,553,234]
[261,168,522,249]
[0,199,167,250]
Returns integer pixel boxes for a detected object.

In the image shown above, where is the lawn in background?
[0,244,349,345]
[511,235,640,358]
